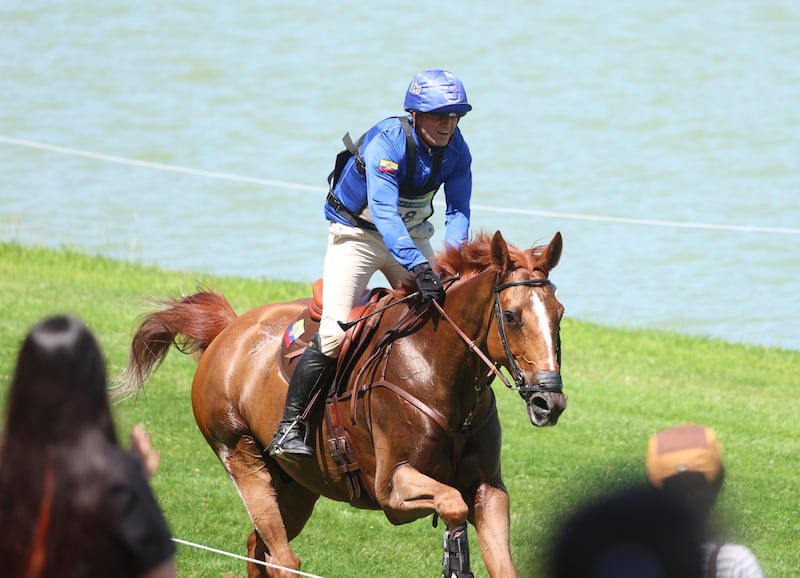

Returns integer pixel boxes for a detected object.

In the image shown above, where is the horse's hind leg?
[220,434,319,578]
[247,531,268,578]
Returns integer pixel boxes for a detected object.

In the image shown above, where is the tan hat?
[646,423,723,488]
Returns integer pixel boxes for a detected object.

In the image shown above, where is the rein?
[339,274,461,331]
[432,300,513,390]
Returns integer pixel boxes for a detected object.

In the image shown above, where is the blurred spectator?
[546,483,704,578]
[0,315,176,578]
[129,424,161,481]
[647,423,765,578]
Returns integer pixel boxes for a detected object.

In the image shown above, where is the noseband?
[494,277,563,395]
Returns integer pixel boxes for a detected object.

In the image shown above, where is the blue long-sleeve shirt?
[324,116,472,271]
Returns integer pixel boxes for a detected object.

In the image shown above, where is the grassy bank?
[1,242,798,577]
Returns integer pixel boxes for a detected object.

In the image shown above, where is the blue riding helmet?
[403,69,472,117]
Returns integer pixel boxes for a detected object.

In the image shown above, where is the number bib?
[358,188,437,230]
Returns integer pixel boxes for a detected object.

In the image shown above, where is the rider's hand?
[412,263,445,304]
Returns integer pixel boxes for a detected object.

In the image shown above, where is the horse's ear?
[543,231,563,272]
[490,230,511,272]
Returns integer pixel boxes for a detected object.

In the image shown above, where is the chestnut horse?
[120,230,566,578]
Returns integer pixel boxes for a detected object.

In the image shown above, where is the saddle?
[278,279,386,382]
[277,279,389,503]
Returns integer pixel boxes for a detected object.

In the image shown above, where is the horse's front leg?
[471,480,516,578]
[379,462,469,528]
[378,464,483,577]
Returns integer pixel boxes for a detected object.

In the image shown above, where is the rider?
[268,69,474,462]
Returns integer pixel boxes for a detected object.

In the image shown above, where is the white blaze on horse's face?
[530,289,558,371]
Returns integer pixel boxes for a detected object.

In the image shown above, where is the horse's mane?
[396,231,548,296]
[438,231,550,278]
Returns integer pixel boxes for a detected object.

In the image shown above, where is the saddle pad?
[278,303,320,381]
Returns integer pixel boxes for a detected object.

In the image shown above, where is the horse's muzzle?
[524,370,567,427]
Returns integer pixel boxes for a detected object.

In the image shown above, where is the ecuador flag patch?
[378,159,399,175]
[283,319,305,347]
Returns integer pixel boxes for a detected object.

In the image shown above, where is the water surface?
[2,0,798,350]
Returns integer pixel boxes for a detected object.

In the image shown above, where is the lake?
[1,0,798,350]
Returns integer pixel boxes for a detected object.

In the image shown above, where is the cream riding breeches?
[317,221,435,356]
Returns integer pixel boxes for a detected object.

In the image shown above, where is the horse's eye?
[503,310,519,326]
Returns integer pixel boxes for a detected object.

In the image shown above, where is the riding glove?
[412,263,445,304]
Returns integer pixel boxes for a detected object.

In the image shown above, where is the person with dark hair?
[269,69,474,461]
[547,484,704,578]
[0,315,177,578]
[646,423,765,578]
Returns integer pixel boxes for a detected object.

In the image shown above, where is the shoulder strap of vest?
[424,146,444,191]
[398,116,416,185]
[341,116,416,180]
[399,115,443,191]
[341,131,366,174]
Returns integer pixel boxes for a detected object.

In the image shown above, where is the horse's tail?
[114,290,237,401]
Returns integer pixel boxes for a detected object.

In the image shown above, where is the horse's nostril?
[531,395,549,411]
[527,394,553,427]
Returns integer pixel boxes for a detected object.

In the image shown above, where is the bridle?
[493,277,563,395]
[432,273,563,396]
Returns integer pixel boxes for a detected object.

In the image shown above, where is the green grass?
[1,242,798,577]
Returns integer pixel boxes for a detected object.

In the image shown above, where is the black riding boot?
[268,336,335,462]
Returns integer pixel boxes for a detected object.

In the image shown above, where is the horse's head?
[485,231,567,427]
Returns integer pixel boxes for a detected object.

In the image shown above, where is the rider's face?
[414,112,460,148]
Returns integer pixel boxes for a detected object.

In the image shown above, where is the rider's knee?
[316,321,344,357]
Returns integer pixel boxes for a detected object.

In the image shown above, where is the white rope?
[2,134,798,236]
[0,135,324,191]
[172,537,326,578]
[469,202,800,235]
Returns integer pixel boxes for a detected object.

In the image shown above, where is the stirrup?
[268,420,314,462]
